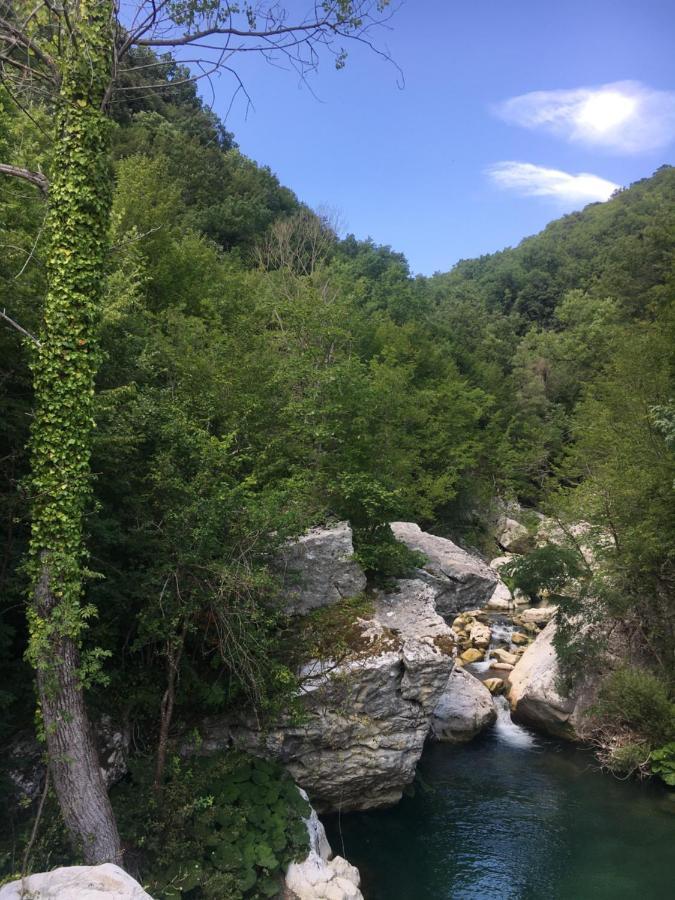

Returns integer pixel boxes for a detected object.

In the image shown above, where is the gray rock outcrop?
[5,716,129,803]
[196,579,455,812]
[430,667,496,743]
[390,522,501,615]
[278,522,367,615]
[0,865,153,900]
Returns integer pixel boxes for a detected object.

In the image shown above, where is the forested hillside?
[1,43,673,894]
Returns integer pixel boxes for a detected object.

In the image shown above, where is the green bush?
[352,525,425,583]
[113,752,310,899]
[500,545,585,599]
[594,667,675,748]
[330,473,425,582]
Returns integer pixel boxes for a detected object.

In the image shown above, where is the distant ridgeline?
[1,46,673,816]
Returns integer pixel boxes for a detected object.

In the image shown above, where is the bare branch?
[0,13,59,77]
[0,162,48,195]
[0,308,41,346]
[134,19,330,48]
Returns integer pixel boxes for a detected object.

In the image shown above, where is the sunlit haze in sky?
[187,0,675,275]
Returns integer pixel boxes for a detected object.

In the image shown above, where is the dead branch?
[0,163,48,195]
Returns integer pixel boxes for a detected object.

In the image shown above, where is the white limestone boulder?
[489,554,514,572]
[485,581,514,611]
[0,865,152,900]
[508,619,590,739]
[200,579,455,813]
[496,516,535,554]
[518,606,557,625]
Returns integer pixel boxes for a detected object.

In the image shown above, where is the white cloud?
[495,81,675,153]
[487,162,620,204]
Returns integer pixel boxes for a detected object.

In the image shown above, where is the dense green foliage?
[650,743,675,786]
[114,753,311,899]
[501,545,586,600]
[1,36,674,884]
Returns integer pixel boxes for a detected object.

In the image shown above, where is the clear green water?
[324,707,675,900]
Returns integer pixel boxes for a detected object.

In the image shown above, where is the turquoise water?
[324,707,675,900]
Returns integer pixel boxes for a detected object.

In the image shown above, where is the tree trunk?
[154,619,188,791]
[27,1,121,864]
[36,559,121,863]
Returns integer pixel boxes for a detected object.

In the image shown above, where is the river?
[324,695,674,900]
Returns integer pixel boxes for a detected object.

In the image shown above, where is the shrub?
[594,667,675,748]
[283,593,377,666]
[113,752,310,899]
[331,472,425,582]
[500,545,585,599]
[352,525,425,583]
[606,742,650,777]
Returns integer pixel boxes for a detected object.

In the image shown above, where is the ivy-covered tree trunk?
[27,1,122,864]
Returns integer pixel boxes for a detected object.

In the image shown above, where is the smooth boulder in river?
[508,619,595,739]
[430,667,496,743]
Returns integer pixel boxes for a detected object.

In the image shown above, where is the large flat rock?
[390,522,501,615]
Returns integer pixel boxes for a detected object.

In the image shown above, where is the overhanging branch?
[0,308,41,346]
[0,163,49,195]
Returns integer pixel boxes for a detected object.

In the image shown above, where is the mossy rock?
[460,648,484,663]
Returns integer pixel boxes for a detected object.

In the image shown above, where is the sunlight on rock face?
[577,90,637,135]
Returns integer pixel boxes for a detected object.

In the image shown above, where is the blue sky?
[197,1,675,275]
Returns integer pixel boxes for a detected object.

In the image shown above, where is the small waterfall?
[465,617,513,674]
[493,695,536,748]
[462,610,536,746]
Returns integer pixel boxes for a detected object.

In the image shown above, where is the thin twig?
[21,767,50,886]
[15,215,46,279]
